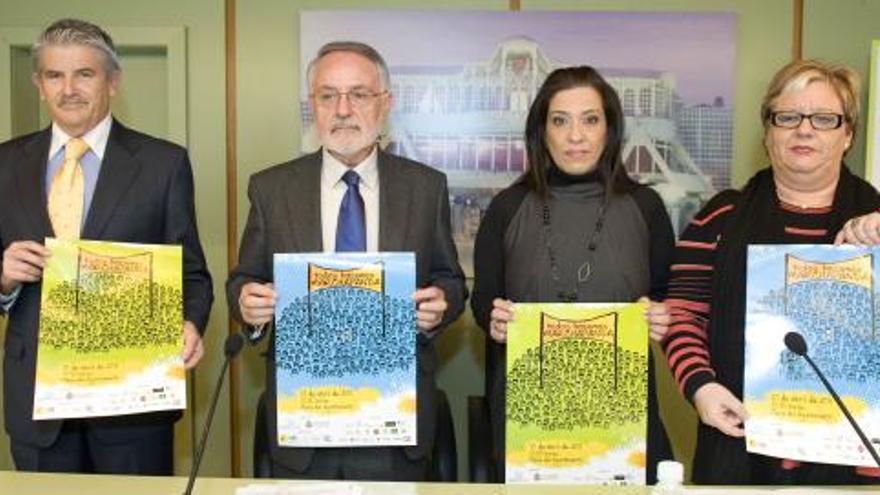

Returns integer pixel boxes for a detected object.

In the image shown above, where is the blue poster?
[744,244,880,466]
[273,252,416,447]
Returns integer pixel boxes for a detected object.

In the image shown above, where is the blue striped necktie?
[335,170,366,251]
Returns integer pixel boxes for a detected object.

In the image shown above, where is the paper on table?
[236,482,362,495]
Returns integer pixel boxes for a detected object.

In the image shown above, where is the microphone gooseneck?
[183,332,244,495]
[782,331,880,468]
[225,331,245,359]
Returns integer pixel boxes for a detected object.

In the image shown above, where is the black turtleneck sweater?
[472,167,673,315]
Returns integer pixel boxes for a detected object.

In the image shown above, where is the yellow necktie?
[48,138,89,239]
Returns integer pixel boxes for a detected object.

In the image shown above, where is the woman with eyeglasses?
[471,66,675,483]
[662,59,880,485]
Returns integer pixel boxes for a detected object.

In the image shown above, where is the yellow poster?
[506,302,648,484]
[33,238,185,420]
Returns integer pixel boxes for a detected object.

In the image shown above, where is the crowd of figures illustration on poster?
[34,238,185,420]
[505,302,648,484]
[273,252,417,447]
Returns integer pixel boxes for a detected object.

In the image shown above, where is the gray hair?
[32,18,120,74]
[306,41,391,92]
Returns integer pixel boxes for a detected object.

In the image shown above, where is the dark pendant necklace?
[577,260,592,283]
[542,198,607,302]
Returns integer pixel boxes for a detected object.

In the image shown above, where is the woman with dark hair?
[471,66,675,482]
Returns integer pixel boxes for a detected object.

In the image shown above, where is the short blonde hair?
[760,59,860,133]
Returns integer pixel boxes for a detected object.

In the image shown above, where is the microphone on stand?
[183,332,245,495]
[783,331,880,467]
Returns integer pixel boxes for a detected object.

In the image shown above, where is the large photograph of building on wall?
[300,11,735,275]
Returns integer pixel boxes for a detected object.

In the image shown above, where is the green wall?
[803,0,880,180]
[1,0,878,482]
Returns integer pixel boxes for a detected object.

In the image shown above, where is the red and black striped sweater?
[662,189,879,477]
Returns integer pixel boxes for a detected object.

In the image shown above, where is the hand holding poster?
[505,302,648,484]
[273,252,416,447]
[34,238,185,420]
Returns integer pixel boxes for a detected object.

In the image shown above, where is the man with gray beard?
[227,41,465,480]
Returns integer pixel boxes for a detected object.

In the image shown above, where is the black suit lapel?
[286,152,322,251]
[81,121,142,239]
[17,129,54,237]
[378,152,410,251]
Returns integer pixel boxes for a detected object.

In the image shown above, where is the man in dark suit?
[0,18,213,474]
[227,41,466,480]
